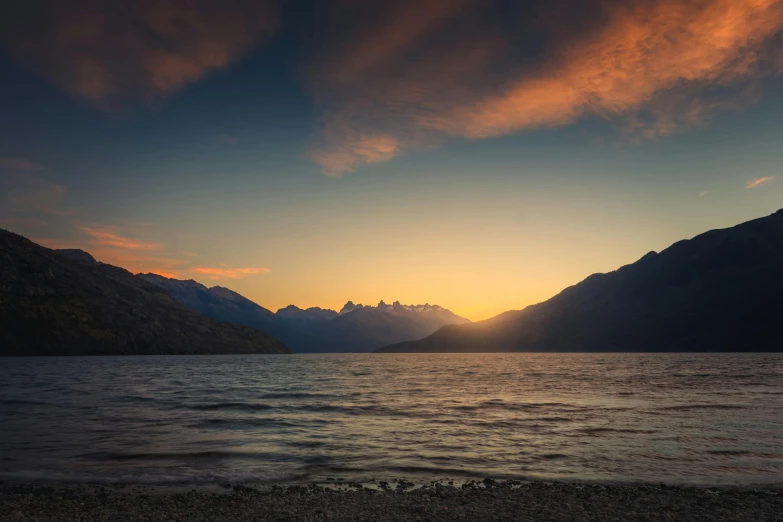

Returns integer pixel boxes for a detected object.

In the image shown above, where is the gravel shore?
[1,480,781,521]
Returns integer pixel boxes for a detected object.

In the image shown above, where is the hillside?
[138,273,289,337]
[0,230,289,356]
[378,209,783,353]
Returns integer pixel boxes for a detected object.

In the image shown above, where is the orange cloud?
[311,133,400,177]
[35,233,189,278]
[190,266,270,280]
[94,250,189,277]
[79,226,160,250]
[745,176,775,188]
[32,223,267,281]
[2,0,279,108]
[309,0,783,174]
[0,157,43,171]
[432,0,783,140]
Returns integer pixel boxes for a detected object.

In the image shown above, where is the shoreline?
[2,479,781,521]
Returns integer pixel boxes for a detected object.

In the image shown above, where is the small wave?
[78,450,279,462]
[657,404,744,411]
[0,469,301,485]
[576,427,658,435]
[190,417,297,429]
[670,373,720,378]
[283,440,327,448]
[187,402,274,411]
[381,465,485,478]
[0,398,46,406]
[290,404,416,417]
[121,396,174,406]
[453,401,576,412]
[541,453,569,460]
[259,392,332,400]
[705,450,751,456]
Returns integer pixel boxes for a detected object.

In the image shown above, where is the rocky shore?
[2,479,781,521]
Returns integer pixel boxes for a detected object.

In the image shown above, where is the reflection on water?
[1,353,781,485]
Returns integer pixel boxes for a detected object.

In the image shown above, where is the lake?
[1,353,781,486]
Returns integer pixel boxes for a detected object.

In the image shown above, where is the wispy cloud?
[78,225,160,250]
[0,157,43,171]
[2,1,279,108]
[307,0,783,175]
[190,266,270,280]
[36,224,189,278]
[745,176,775,189]
[32,221,269,282]
[86,248,189,279]
[698,191,709,197]
[310,134,400,177]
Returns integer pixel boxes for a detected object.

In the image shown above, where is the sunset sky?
[1,0,782,320]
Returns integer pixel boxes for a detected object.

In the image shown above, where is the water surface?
[1,353,781,486]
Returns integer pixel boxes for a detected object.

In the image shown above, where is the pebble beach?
[2,480,781,522]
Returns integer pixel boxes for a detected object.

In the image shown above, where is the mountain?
[138,273,287,337]
[378,209,783,353]
[137,275,321,350]
[275,305,338,329]
[0,230,289,356]
[55,249,98,265]
[298,301,471,353]
[138,272,470,352]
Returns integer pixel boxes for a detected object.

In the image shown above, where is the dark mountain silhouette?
[0,230,289,356]
[378,209,783,353]
[55,249,98,265]
[138,272,470,352]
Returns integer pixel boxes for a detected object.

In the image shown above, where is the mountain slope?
[138,273,286,336]
[137,275,321,349]
[0,230,289,356]
[378,209,783,353]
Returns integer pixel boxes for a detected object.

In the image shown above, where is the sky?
[0,0,782,320]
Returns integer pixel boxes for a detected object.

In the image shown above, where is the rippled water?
[1,354,782,486]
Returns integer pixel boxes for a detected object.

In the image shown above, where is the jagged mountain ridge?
[308,302,471,353]
[0,230,289,356]
[137,273,470,352]
[378,209,783,353]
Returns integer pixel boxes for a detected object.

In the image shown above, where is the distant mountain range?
[138,273,470,352]
[0,230,289,356]
[6,209,780,355]
[287,300,471,353]
[378,209,783,353]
